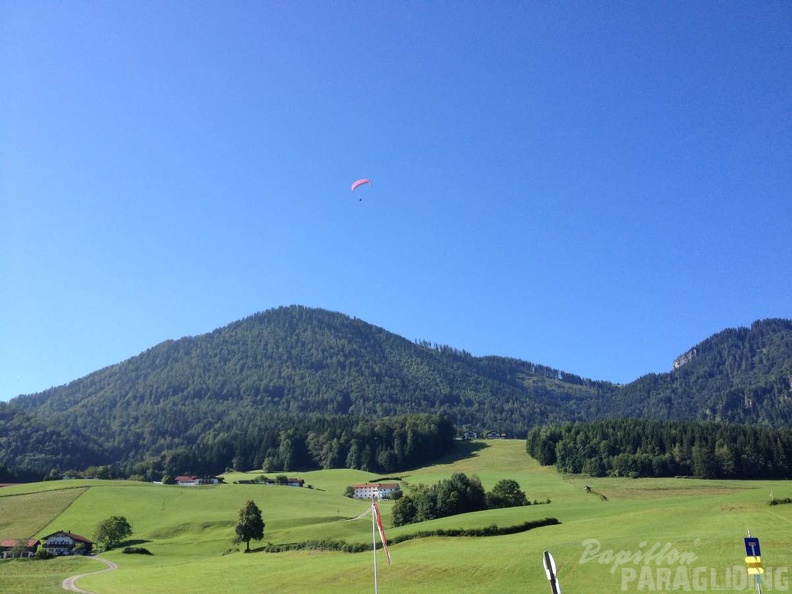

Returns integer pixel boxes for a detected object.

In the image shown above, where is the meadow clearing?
[1,440,790,593]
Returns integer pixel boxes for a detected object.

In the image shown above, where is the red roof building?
[1,538,40,558]
[41,531,93,556]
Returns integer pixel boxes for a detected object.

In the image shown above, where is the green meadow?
[2,440,790,593]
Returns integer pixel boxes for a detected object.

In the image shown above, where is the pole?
[372,499,379,594]
[543,550,562,594]
[746,529,762,594]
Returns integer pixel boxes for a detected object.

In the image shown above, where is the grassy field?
[1,440,791,593]
[0,556,101,594]
[0,487,87,540]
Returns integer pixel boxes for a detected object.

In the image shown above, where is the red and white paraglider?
[351,178,373,200]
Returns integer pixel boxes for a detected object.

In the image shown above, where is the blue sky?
[2,2,790,400]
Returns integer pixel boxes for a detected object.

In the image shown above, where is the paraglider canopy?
[351,178,372,192]
[351,178,373,201]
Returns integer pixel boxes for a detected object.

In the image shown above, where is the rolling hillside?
[2,440,791,594]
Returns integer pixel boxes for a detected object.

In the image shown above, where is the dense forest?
[526,419,792,479]
[133,413,456,480]
[612,318,792,424]
[1,307,791,480]
[0,412,455,481]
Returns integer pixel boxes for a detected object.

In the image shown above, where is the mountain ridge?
[2,306,791,480]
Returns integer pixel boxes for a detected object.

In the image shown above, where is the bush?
[769,497,792,506]
[486,479,528,509]
[392,473,486,526]
[261,518,561,554]
[122,547,152,555]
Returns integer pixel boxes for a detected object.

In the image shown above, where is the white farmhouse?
[174,475,222,486]
[41,531,93,556]
[352,482,401,500]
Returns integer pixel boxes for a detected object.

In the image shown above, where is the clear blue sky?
[2,2,790,401]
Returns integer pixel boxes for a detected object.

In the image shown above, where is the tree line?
[126,413,456,479]
[392,473,538,526]
[526,419,792,479]
[0,413,457,482]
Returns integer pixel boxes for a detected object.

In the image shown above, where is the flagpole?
[372,498,379,594]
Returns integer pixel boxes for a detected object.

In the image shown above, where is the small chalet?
[174,475,222,486]
[1,538,40,559]
[352,482,401,500]
[41,531,93,556]
[485,431,507,439]
[287,478,304,487]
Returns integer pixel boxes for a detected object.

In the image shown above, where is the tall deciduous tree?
[94,515,132,550]
[234,500,265,552]
[486,479,528,508]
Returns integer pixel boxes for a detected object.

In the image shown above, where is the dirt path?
[62,556,118,593]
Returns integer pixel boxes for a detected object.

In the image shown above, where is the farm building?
[1,538,40,558]
[174,475,222,486]
[352,482,401,500]
[41,531,93,556]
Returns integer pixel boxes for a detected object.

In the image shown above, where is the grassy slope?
[0,557,100,594]
[2,440,791,593]
[0,487,87,541]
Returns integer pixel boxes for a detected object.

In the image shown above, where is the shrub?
[122,547,152,555]
[769,497,792,506]
[34,549,54,560]
[261,518,561,554]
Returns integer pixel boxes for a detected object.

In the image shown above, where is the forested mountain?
[610,318,792,424]
[1,307,791,480]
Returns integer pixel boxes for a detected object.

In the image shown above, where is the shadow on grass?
[399,440,488,472]
[120,539,152,547]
